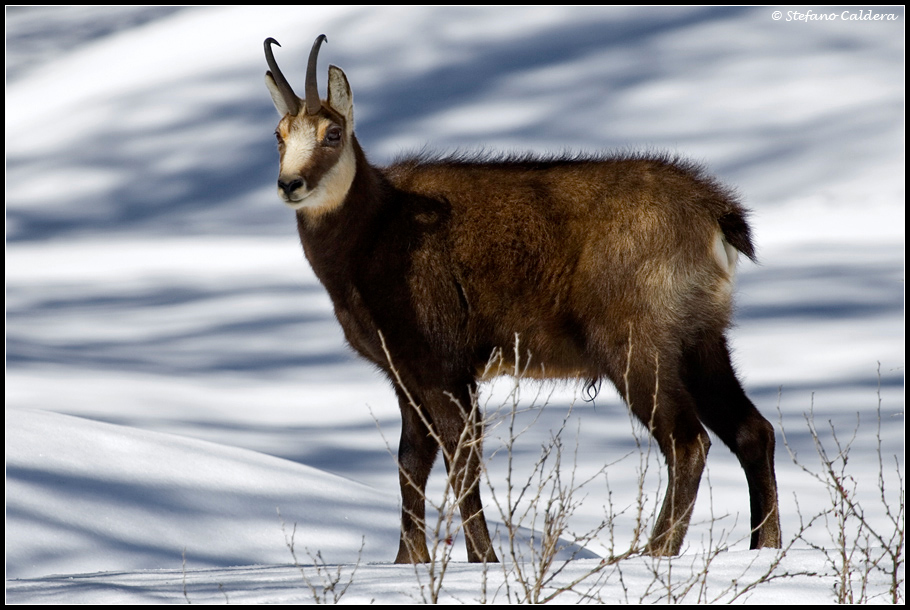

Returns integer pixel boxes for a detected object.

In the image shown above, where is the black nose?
[278,178,303,197]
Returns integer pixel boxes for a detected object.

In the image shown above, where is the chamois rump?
[264,35,781,563]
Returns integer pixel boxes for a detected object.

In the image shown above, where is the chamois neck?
[294,136,389,272]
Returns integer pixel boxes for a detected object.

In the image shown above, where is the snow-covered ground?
[6,6,904,603]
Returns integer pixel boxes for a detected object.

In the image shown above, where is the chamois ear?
[327,65,354,127]
[265,72,298,117]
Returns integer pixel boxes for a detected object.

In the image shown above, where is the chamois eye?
[323,126,343,146]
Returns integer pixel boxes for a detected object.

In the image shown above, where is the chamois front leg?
[393,383,497,564]
[434,384,498,563]
[394,388,437,564]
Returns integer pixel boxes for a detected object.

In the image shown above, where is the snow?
[6,5,904,603]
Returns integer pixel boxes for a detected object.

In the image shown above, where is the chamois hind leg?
[682,334,782,549]
[394,386,438,563]
[619,349,711,556]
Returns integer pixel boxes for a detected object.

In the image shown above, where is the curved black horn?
[305,34,328,115]
[264,38,300,116]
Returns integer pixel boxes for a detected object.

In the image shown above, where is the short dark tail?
[718,211,756,262]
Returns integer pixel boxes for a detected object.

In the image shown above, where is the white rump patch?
[714,231,739,277]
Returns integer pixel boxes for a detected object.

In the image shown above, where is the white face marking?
[285,142,356,217]
[276,114,356,219]
[279,122,317,200]
[306,143,356,216]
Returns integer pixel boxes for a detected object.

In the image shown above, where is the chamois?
[264,35,781,563]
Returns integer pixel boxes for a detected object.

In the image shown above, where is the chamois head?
[264,35,356,217]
